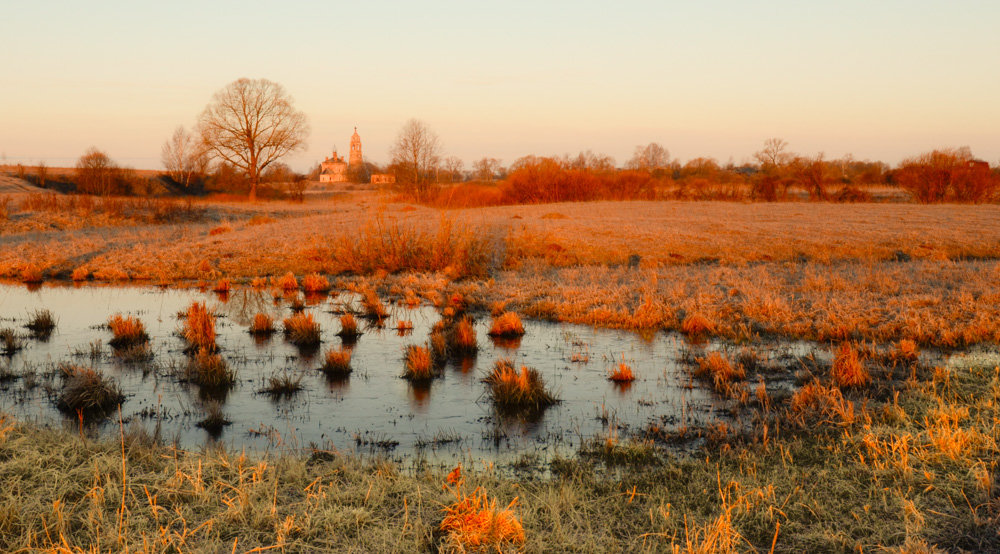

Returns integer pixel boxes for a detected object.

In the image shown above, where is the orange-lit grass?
[440,478,525,552]
[336,313,362,340]
[608,360,636,383]
[483,358,557,412]
[248,313,275,336]
[183,301,217,352]
[70,266,89,281]
[402,345,437,381]
[360,287,388,320]
[893,339,919,363]
[20,264,42,284]
[449,316,478,356]
[695,352,745,390]
[790,379,855,426]
[681,312,714,338]
[302,273,330,293]
[184,347,234,389]
[275,271,298,291]
[212,278,231,293]
[831,343,870,388]
[107,314,148,348]
[488,312,524,338]
[321,347,352,378]
[283,312,321,347]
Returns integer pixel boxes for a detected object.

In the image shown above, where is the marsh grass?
[360,287,388,320]
[1,328,24,355]
[25,309,56,339]
[248,313,276,336]
[259,371,303,400]
[488,312,525,338]
[448,316,478,357]
[55,365,124,419]
[832,342,871,388]
[107,314,148,348]
[403,345,439,381]
[275,271,298,291]
[302,273,330,293]
[484,358,557,414]
[608,360,636,383]
[336,313,362,340]
[196,400,231,434]
[182,301,217,352]
[112,342,153,363]
[283,312,321,347]
[183,347,235,390]
[320,348,352,378]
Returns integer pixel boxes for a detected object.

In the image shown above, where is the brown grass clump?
[790,379,855,426]
[259,372,303,399]
[248,214,276,226]
[608,360,636,382]
[70,266,89,281]
[0,328,23,355]
[183,302,217,352]
[56,365,124,418]
[831,343,870,388]
[894,339,919,363]
[20,264,43,284]
[484,358,557,413]
[196,400,231,433]
[402,345,438,381]
[681,312,714,338]
[360,287,388,320]
[302,273,330,293]
[695,352,745,389]
[107,314,148,348]
[283,312,321,347]
[185,347,235,389]
[439,465,525,552]
[25,309,56,339]
[321,348,353,378]
[449,316,478,356]
[336,313,361,339]
[276,272,298,291]
[488,312,525,338]
[248,313,275,336]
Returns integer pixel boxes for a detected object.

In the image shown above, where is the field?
[1,191,999,551]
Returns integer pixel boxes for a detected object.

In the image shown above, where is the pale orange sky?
[1,1,998,172]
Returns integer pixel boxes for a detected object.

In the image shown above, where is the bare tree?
[76,147,119,196]
[197,78,309,201]
[443,156,465,182]
[754,138,791,168]
[389,118,441,198]
[162,126,209,189]
[626,142,670,171]
[473,157,502,182]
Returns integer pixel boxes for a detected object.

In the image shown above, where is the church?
[319,127,363,183]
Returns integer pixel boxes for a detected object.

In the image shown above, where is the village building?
[319,127,364,183]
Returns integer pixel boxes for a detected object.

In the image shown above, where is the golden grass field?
[2,191,1000,552]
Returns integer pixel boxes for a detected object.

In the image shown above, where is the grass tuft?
[608,360,636,382]
[484,358,557,413]
[259,371,303,399]
[196,400,231,434]
[25,309,56,339]
[302,273,330,293]
[184,347,235,389]
[248,313,275,336]
[20,264,43,284]
[107,314,148,348]
[488,312,525,338]
[402,345,438,381]
[681,312,714,338]
[448,316,478,356]
[336,313,362,340]
[182,301,217,352]
[321,348,353,378]
[56,365,124,418]
[276,271,298,291]
[831,343,870,388]
[283,312,321,347]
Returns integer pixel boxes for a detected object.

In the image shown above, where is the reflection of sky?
[2,1,998,170]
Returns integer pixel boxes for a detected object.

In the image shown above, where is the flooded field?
[2,282,840,462]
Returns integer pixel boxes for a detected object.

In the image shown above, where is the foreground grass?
[1,361,997,552]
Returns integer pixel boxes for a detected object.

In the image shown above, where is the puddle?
[0,283,837,463]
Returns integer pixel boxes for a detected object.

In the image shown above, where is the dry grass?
[695,352,745,390]
[336,313,361,339]
[283,312,321,347]
[831,343,871,388]
[403,345,437,381]
[440,465,525,552]
[608,360,636,383]
[107,314,148,348]
[302,273,330,293]
[25,309,56,338]
[681,313,714,338]
[182,301,216,352]
[448,316,478,356]
[56,365,124,418]
[20,264,42,283]
[184,347,234,389]
[70,265,89,281]
[488,312,525,338]
[321,348,352,378]
[275,271,298,291]
[248,313,275,336]
[483,358,557,413]
[0,328,24,355]
[259,371,303,399]
[212,278,231,293]
[360,287,388,320]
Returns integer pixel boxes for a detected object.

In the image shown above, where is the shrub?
[182,302,217,352]
[483,358,557,413]
[488,312,525,338]
[107,314,148,348]
[831,343,870,388]
[321,348,352,377]
[283,312,321,347]
[56,365,124,418]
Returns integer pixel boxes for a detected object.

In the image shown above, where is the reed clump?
[449,316,478,356]
[302,273,331,293]
[321,348,353,377]
[336,313,362,340]
[360,287,388,320]
[439,465,525,552]
[182,301,217,352]
[283,312,321,347]
[56,365,124,418]
[185,347,235,389]
[402,345,438,381]
[20,264,43,284]
[248,313,275,336]
[608,361,636,382]
[71,266,89,281]
[196,400,230,433]
[259,372,303,399]
[275,272,299,291]
[484,358,557,413]
[488,312,525,338]
[1,329,24,355]
[107,314,148,348]
[25,309,56,339]
[831,343,870,388]
[212,278,232,293]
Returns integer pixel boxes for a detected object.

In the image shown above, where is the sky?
[1,0,998,172]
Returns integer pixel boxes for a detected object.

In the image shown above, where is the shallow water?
[0,283,817,462]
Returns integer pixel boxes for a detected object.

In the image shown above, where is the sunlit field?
[1,191,999,552]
